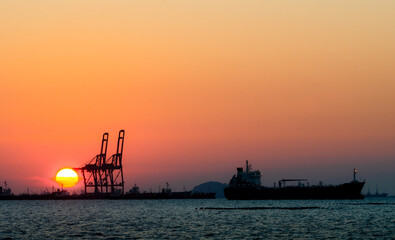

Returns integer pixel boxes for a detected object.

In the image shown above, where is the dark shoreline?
[0,192,216,200]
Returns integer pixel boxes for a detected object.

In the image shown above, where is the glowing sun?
[56,168,79,188]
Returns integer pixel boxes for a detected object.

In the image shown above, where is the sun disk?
[55,168,79,188]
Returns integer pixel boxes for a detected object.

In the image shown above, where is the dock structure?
[75,130,125,195]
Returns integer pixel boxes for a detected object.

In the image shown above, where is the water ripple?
[0,198,394,239]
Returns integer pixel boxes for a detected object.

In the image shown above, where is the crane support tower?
[77,130,125,195]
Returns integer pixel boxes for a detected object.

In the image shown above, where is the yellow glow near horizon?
[55,168,79,188]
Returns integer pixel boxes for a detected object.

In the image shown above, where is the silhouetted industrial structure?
[76,130,125,195]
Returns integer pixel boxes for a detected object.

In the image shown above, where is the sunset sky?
[1,1,395,194]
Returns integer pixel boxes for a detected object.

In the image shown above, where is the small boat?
[365,185,388,198]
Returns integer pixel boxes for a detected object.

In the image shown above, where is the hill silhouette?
[192,181,227,198]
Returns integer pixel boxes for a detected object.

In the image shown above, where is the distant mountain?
[192,181,228,198]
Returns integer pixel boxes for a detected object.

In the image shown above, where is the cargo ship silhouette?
[224,161,365,200]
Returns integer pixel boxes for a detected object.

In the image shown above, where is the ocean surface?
[1,198,394,239]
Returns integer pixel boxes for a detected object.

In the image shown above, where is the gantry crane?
[76,130,125,195]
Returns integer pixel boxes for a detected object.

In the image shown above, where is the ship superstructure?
[0,182,11,196]
[229,161,261,188]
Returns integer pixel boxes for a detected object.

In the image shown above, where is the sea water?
[1,198,394,239]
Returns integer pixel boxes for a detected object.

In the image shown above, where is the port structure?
[76,130,125,195]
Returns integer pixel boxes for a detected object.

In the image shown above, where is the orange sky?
[1,1,395,194]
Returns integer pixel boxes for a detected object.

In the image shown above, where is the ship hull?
[224,181,365,200]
